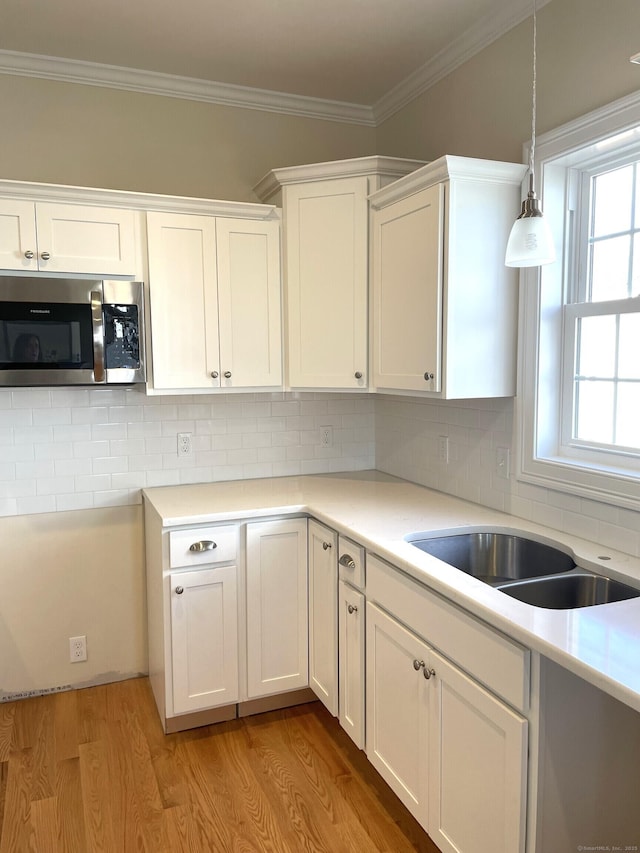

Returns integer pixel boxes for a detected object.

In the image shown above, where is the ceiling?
[0,0,544,122]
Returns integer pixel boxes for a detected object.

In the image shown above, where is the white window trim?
[517,89,640,511]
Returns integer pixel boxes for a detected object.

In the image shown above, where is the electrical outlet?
[177,432,193,457]
[437,435,449,464]
[496,447,511,479]
[320,426,333,447]
[69,635,87,663]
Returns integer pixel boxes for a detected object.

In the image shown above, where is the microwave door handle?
[91,290,105,383]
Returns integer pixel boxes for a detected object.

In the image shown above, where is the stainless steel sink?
[408,532,576,585]
[498,572,640,609]
[406,531,640,609]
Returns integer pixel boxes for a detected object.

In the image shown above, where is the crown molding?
[373,0,554,124]
[253,155,426,203]
[0,49,376,127]
[0,177,278,219]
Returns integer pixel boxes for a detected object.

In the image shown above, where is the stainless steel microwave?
[0,277,146,387]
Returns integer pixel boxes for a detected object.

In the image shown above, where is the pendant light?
[505,0,555,267]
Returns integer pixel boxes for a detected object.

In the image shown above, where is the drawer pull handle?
[347,603,358,614]
[40,251,51,261]
[175,586,184,595]
[322,541,332,551]
[339,554,356,569]
[423,667,436,680]
[189,540,217,553]
[413,659,425,671]
[24,250,34,259]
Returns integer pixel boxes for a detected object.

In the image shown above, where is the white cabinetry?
[170,565,238,714]
[245,518,308,698]
[366,554,528,853]
[338,536,366,749]
[370,156,527,398]
[144,509,309,733]
[254,156,423,390]
[308,519,338,714]
[0,199,137,275]
[146,210,282,392]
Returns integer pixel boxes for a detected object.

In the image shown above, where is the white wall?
[0,388,374,516]
[375,395,640,558]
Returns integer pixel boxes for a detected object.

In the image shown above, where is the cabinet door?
[35,203,137,275]
[284,177,368,389]
[170,566,239,715]
[216,217,282,388]
[428,649,527,853]
[308,519,338,714]
[372,183,444,393]
[366,601,429,827]
[338,580,365,749]
[246,518,308,698]
[147,212,220,390]
[0,200,38,271]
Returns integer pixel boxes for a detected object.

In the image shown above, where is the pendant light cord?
[529,0,537,180]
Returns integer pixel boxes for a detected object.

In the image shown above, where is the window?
[518,91,640,509]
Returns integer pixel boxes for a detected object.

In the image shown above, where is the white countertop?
[143,470,640,714]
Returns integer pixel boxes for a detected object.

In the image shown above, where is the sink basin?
[408,532,576,585]
[498,572,640,609]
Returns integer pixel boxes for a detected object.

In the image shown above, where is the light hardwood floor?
[0,677,440,852]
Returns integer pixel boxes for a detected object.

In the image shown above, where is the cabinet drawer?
[338,536,365,589]
[367,554,529,712]
[169,525,237,568]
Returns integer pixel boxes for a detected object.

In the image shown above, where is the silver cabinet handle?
[189,540,217,552]
[355,371,363,379]
[339,554,356,569]
[40,251,51,261]
[347,603,358,614]
[24,250,34,259]
[322,541,332,550]
[424,372,434,381]
[175,586,184,595]
[423,667,436,680]
[223,371,232,378]
[210,371,219,378]
[413,659,425,671]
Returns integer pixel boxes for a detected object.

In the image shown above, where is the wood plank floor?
[0,677,441,852]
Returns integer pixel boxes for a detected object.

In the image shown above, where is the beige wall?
[0,506,145,699]
[375,0,640,163]
[0,75,375,201]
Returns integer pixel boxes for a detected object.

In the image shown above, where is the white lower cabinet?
[428,648,527,853]
[338,579,365,749]
[170,566,239,715]
[366,601,430,825]
[245,518,308,698]
[308,519,339,714]
[366,598,528,853]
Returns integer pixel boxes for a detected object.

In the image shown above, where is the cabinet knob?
[40,251,51,261]
[322,541,332,551]
[210,371,219,379]
[175,586,184,595]
[354,371,363,380]
[339,554,356,569]
[413,659,425,671]
[424,372,434,381]
[423,667,436,680]
[223,371,232,379]
[189,540,217,552]
[347,603,358,614]
[24,250,34,259]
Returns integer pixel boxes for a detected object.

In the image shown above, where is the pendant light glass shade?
[505,0,555,268]
[505,174,556,267]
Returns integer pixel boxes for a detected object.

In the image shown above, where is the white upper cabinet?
[254,156,423,390]
[370,156,528,399]
[146,210,282,393]
[0,199,137,276]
